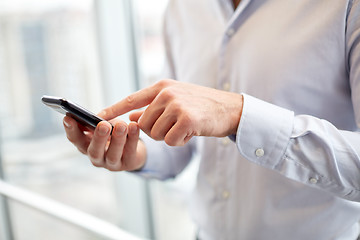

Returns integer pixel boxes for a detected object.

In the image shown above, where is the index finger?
[99,80,172,120]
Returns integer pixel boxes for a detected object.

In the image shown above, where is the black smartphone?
[41,95,111,132]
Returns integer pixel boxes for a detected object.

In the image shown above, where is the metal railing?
[0,127,14,240]
[0,179,145,240]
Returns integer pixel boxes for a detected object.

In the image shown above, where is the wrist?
[228,93,244,135]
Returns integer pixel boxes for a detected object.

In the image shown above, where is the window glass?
[0,0,104,138]
[0,0,199,239]
[0,1,119,239]
[134,1,197,239]
[135,0,168,85]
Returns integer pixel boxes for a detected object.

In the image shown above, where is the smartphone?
[41,95,112,132]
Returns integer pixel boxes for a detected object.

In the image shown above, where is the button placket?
[221,137,231,146]
[222,190,230,199]
[222,82,231,91]
[227,28,235,37]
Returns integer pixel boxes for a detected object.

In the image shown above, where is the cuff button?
[255,148,265,157]
[309,177,318,184]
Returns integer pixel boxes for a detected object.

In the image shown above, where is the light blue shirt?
[137,0,360,239]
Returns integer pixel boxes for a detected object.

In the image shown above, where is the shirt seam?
[282,154,325,179]
[283,155,360,195]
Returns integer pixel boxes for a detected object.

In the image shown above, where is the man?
[63,0,360,239]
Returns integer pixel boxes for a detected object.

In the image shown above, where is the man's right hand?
[63,116,147,172]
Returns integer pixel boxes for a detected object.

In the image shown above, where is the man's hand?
[63,116,146,171]
[101,79,243,146]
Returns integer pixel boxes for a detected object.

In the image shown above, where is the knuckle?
[156,79,173,88]
[180,114,193,127]
[106,164,121,172]
[150,129,164,141]
[106,167,116,172]
[77,147,87,155]
[87,148,101,160]
[105,156,118,166]
[159,87,176,100]
[126,95,135,105]
[164,135,177,147]
[171,103,183,115]
[66,134,76,144]
[91,161,103,168]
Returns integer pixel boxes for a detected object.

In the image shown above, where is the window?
[134,1,197,239]
[0,0,197,239]
[0,1,119,239]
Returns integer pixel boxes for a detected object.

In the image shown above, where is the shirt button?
[223,82,231,91]
[222,137,230,146]
[255,148,265,157]
[227,28,235,37]
[309,177,318,184]
[222,190,230,199]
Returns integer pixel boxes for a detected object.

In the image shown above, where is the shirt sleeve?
[236,0,360,202]
[133,133,196,180]
[132,1,194,180]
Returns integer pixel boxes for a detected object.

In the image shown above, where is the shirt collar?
[214,0,254,32]
[215,0,253,20]
[214,0,235,21]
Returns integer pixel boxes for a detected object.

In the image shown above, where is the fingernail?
[98,125,109,136]
[63,119,71,128]
[115,124,126,136]
[130,125,138,134]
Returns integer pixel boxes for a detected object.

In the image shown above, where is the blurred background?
[0,0,198,239]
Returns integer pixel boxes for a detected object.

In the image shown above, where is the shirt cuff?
[130,133,171,180]
[236,94,294,169]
